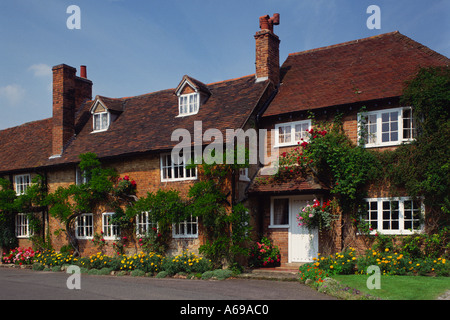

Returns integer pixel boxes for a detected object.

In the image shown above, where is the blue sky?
[0,0,448,130]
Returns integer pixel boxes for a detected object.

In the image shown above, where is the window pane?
[101,113,108,129]
[273,198,289,225]
[365,114,377,144]
[94,114,100,130]
[391,131,398,141]
[381,111,398,143]
[278,126,291,144]
[294,123,309,141]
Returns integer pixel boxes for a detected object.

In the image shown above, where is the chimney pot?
[259,13,280,32]
[80,65,87,78]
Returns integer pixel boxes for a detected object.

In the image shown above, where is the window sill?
[91,129,109,134]
[161,177,198,183]
[172,235,198,239]
[268,225,289,229]
[176,111,200,118]
[357,230,424,236]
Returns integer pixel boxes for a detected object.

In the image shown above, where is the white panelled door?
[289,197,319,263]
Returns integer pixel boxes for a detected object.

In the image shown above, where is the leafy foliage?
[383,66,450,228]
[187,148,252,268]
[277,112,380,211]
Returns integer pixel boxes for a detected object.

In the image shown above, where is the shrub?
[99,267,113,275]
[51,266,61,272]
[118,252,163,274]
[156,271,168,278]
[162,250,211,275]
[248,237,281,268]
[312,248,358,275]
[2,247,36,265]
[212,269,233,280]
[131,269,146,277]
[201,269,233,280]
[82,252,116,270]
[33,250,76,267]
[32,263,45,271]
[298,264,329,287]
[201,271,214,280]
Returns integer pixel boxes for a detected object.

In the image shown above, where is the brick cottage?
[0,14,448,263]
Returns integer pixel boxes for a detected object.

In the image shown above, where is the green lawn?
[332,274,450,300]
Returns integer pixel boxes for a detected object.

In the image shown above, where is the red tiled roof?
[0,118,52,172]
[263,31,450,117]
[49,74,267,166]
[0,74,268,172]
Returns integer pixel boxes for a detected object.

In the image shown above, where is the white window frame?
[75,167,90,185]
[274,120,311,147]
[15,174,31,195]
[172,215,198,239]
[15,213,33,238]
[102,212,119,240]
[363,197,424,235]
[92,111,110,132]
[270,196,291,228]
[358,107,416,148]
[136,211,158,237]
[178,92,200,116]
[160,152,197,182]
[75,213,94,239]
[239,167,250,181]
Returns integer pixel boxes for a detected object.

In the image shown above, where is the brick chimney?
[254,13,280,85]
[50,64,92,158]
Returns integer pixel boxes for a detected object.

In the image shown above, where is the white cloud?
[0,84,26,106]
[28,63,52,77]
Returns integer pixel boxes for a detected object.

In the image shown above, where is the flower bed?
[2,247,36,265]
[248,237,281,268]
[4,247,216,278]
[299,246,449,287]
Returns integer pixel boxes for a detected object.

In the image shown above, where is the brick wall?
[46,153,204,257]
[249,97,405,260]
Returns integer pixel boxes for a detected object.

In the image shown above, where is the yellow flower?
[330,265,334,269]
[385,248,389,252]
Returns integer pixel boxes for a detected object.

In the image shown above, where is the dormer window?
[179,93,199,116]
[175,75,211,117]
[93,111,110,132]
[89,97,122,133]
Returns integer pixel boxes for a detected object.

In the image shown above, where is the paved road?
[0,267,334,301]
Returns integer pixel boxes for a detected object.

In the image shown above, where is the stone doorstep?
[253,262,303,273]
[237,263,304,281]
